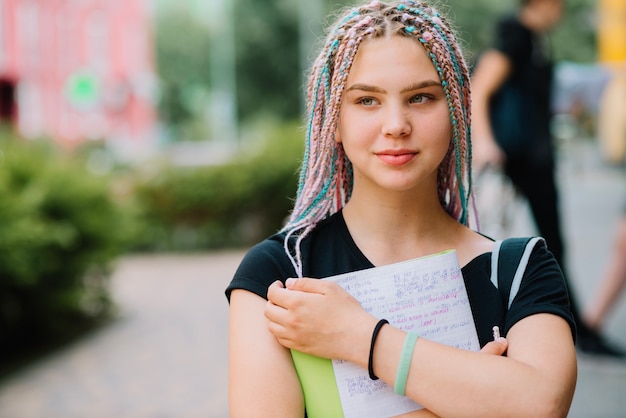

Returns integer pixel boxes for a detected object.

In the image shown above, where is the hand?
[265,278,375,361]
[472,135,506,173]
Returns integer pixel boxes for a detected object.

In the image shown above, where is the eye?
[357,97,377,106]
[409,94,430,104]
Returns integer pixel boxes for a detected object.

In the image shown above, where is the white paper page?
[325,250,480,418]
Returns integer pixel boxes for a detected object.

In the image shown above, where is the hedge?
[0,130,133,359]
[132,121,303,251]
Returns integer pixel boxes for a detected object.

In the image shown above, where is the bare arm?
[228,289,304,418]
[267,279,576,418]
[373,313,576,418]
[470,50,513,170]
[584,216,626,328]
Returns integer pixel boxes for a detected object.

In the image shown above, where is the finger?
[264,300,300,349]
[268,280,285,292]
[266,317,291,347]
[267,280,287,305]
[285,277,328,294]
[264,299,289,329]
[479,337,508,356]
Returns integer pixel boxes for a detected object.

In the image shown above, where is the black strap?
[497,237,534,308]
[489,237,545,340]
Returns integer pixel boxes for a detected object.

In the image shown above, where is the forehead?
[346,35,438,84]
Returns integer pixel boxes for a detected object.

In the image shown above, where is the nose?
[382,105,411,138]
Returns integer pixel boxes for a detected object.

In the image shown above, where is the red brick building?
[0,0,156,151]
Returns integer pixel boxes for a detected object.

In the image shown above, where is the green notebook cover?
[291,350,344,418]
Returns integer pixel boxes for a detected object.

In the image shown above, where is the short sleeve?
[225,236,297,303]
[503,242,576,340]
[493,16,529,69]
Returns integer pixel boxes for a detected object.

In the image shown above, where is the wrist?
[368,319,390,380]
[344,315,380,367]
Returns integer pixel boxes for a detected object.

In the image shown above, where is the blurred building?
[596,0,626,164]
[0,0,157,154]
[598,0,626,65]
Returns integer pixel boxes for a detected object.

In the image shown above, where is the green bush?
[133,121,303,251]
[0,131,133,356]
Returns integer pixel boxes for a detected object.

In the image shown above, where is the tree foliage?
[0,130,133,357]
[154,0,597,131]
[154,7,213,140]
[234,0,302,122]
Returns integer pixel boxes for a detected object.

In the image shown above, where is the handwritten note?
[325,250,480,418]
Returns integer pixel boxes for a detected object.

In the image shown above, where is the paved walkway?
[0,139,625,417]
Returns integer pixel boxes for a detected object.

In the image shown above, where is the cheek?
[335,121,343,144]
[421,113,452,154]
[337,109,371,147]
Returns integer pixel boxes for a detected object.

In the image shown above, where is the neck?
[342,189,464,265]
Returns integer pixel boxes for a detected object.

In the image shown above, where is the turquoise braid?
[401,3,472,223]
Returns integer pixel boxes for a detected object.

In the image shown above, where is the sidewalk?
[0,139,625,417]
[0,251,239,418]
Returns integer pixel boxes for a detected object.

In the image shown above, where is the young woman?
[226,1,577,416]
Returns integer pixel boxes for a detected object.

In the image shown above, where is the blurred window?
[0,0,4,68]
[86,9,109,74]
[16,1,39,72]
[0,79,16,122]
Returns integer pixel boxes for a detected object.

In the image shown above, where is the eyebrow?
[345,80,442,94]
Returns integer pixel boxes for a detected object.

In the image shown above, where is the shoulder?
[225,212,349,301]
[518,238,561,280]
[450,226,495,268]
[505,238,576,339]
[493,14,531,61]
[462,237,574,343]
[240,233,294,272]
[225,233,296,301]
[495,14,526,38]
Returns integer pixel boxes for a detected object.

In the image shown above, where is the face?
[546,0,564,28]
[337,35,452,195]
[532,0,564,30]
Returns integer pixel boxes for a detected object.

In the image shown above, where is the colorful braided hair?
[282,0,476,276]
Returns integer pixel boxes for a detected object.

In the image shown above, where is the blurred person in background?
[583,210,626,337]
[470,0,624,357]
[583,69,626,340]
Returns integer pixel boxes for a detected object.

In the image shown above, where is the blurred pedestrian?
[470,0,624,357]
[226,1,577,416]
[583,208,626,338]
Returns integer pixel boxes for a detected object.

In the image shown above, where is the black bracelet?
[368,318,389,380]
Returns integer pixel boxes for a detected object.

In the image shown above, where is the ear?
[335,124,342,143]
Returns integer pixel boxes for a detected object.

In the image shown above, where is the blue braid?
[411,20,470,222]
[297,35,343,201]
[408,8,465,90]
[420,43,465,202]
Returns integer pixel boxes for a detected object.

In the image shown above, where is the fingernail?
[285,278,297,288]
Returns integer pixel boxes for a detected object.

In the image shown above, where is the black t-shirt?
[225,211,575,347]
[493,15,555,162]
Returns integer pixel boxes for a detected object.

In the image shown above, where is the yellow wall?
[597,0,626,163]
[598,0,626,64]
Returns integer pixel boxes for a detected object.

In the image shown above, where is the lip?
[375,149,417,166]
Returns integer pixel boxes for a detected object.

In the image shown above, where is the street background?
[0,137,625,417]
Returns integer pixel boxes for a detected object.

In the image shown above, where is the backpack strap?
[490,237,545,309]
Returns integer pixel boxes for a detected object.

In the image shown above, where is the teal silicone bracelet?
[394,332,419,396]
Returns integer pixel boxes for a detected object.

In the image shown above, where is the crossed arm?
[228,278,576,418]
